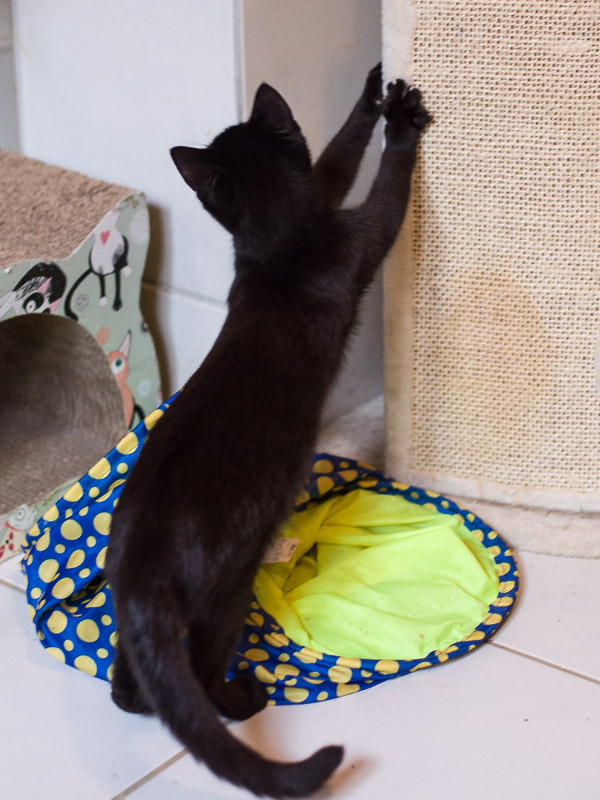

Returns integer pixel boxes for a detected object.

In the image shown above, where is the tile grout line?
[0,577,26,594]
[110,748,189,799]
[490,640,600,686]
[141,278,227,312]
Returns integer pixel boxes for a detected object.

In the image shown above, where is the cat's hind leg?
[209,672,269,721]
[188,613,269,721]
[110,644,155,715]
[313,63,383,208]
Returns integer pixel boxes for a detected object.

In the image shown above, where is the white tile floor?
[2,548,600,800]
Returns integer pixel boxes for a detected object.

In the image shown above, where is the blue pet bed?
[22,395,518,706]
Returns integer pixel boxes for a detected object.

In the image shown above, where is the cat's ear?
[250,84,296,133]
[170,146,218,193]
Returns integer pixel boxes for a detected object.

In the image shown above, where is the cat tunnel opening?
[0,313,127,517]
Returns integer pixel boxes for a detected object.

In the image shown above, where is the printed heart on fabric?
[100,231,111,245]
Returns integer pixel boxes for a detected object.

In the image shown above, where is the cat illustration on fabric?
[0,262,66,318]
[65,209,131,322]
[106,330,144,427]
[106,67,430,798]
[0,504,37,560]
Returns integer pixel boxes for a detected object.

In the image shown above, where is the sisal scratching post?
[0,151,160,561]
[383,1,600,556]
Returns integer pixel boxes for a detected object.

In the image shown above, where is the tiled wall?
[11,0,383,420]
[241,0,384,421]
[12,0,238,399]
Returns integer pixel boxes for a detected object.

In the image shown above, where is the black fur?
[105,66,429,799]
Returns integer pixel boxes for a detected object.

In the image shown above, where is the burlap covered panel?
[389,0,600,513]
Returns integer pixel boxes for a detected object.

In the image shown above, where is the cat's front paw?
[383,80,431,140]
[361,62,383,114]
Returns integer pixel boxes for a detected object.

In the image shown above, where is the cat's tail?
[116,593,343,798]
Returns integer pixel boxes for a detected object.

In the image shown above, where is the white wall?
[12,0,383,419]
[12,0,238,393]
[242,0,384,420]
[0,0,18,150]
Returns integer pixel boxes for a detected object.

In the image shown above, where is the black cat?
[105,66,429,799]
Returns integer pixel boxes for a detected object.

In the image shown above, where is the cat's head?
[171,84,313,238]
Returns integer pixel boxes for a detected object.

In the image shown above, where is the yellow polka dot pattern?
[21,396,175,684]
[21,393,518,704]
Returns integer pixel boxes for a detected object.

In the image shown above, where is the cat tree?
[0,150,160,562]
[383,0,600,556]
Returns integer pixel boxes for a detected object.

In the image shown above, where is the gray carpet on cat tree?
[0,149,130,265]
[0,150,132,515]
[0,309,126,516]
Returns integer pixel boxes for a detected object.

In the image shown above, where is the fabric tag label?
[262,537,300,564]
